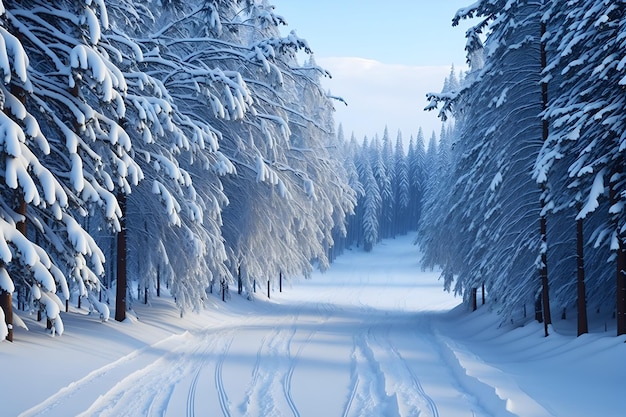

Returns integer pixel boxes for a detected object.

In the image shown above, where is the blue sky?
[270,1,474,142]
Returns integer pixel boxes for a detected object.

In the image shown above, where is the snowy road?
[11,234,616,417]
[22,308,482,417]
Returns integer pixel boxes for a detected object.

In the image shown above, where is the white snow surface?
[3,233,624,417]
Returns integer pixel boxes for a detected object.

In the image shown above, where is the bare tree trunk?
[237,266,242,295]
[609,174,626,335]
[617,236,626,336]
[471,288,477,311]
[539,21,552,337]
[156,265,161,297]
[0,288,12,342]
[115,193,127,322]
[482,283,486,305]
[535,294,543,323]
[576,218,588,336]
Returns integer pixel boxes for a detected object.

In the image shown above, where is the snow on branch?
[0,27,29,83]
[577,168,605,220]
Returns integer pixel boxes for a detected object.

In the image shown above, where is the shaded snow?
[2,233,624,417]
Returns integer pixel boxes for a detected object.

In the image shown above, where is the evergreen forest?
[1,0,626,343]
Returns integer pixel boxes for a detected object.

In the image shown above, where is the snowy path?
[7,233,623,417]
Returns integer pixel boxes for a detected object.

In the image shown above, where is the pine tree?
[424,0,552,323]
[393,131,410,235]
[538,0,626,335]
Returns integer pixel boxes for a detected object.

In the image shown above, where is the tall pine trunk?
[617,237,626,336]
[0,282,12,342]
[609,173,626,335]
[1,84,30,342]
[576,218,588,336]
[539,21,552,336]
[115,193,127,322]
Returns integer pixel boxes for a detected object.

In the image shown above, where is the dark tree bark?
[237,266,242,295]
[616,236,626,336]
[540,215,552,335]
[481,283,485,305]
[535,295,543,323]
[609,173,626,336]
[539,21,552,337]
[576,218,588,336]
[471,288,477,311]
[0,287,12,342]
[115,193,127,322]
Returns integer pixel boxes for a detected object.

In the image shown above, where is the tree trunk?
[617,236,626,336]
[237,266,242,295]
[540,216,552,337]
[0,289,12,342]
[156,266,161,297]
[471,288,477,311]
[115,193,127,322]
[609,174,626,335]
[539,21,552,337]
[535,294,543,323]
[279,272,282,293]
[481,283,485,305]
[576,218,588,336]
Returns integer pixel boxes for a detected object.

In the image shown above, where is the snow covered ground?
[3,233,625,417]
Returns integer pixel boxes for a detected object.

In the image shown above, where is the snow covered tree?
[393,131,410,235]
[189,2,355,293]
[369,134,392,242]
[0,0,140,336]
[102,0,244,317]
[406,130,426,230]
[360,155,381,252]
[344,133,365,248]
[537,0,626,335]
[424,0,553,325]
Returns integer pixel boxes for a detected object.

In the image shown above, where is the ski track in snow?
[215,336,234,417]
[238,321,296,416]
[17,332,193,417]
[13,234,564,417]
[370,322,440,417]
[75,332,217,417]
[20,303,525,417]
[186,356,206,417]
[342,329,398,417]
[282,328,314,417]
